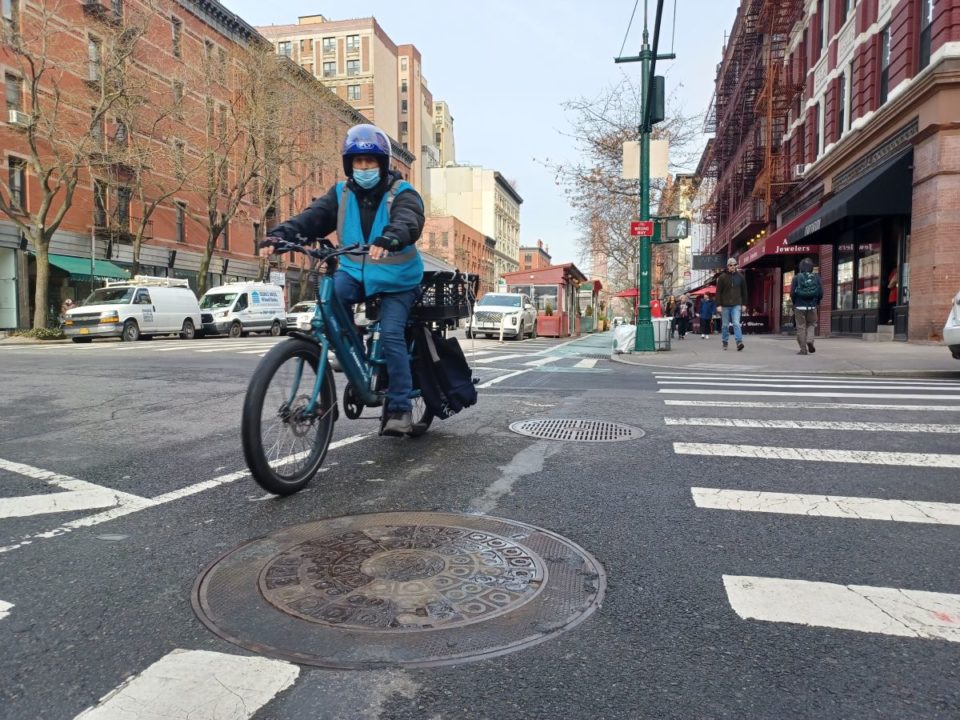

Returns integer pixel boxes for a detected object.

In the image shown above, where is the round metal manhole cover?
[509,418,645,442]
[193,512,605,668]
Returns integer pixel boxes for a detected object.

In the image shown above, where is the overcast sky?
[222,0,739,268]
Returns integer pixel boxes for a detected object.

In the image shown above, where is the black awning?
[787,151,912,244]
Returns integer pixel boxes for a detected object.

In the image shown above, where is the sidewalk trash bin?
[653,318,672,351]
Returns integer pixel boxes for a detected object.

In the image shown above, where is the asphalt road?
[0,332,958,719]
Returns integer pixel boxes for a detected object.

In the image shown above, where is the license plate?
[80,328,89,335]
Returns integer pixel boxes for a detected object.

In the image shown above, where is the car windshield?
[84,287,135,305]
[478,294,521,308]
[290,302,315,313]
[200,293,238,309]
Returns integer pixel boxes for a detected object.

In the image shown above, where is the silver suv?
[467,293,537,340]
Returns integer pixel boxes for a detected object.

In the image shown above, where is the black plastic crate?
[411,271,479,323]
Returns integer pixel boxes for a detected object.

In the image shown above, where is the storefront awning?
[787,151,913,245]
[738,205,821,268]
[47,254,129,280]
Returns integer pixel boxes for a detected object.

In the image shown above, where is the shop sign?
[802,218,822,237]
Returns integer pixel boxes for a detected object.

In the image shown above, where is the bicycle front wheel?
[241,339,337,495]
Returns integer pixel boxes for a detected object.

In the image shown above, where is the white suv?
[467,292,537,340]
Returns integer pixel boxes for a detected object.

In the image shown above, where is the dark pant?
[334,271,418,412]
[699,317,711,335]
[675,315,690,337]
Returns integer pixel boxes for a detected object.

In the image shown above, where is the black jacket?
[267,170,425,248]
[715,269,748,307]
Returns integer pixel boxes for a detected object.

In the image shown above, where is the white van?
[200,282,286,338]
[64,276,201,343]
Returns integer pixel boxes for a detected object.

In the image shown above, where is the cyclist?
[259,124,425,436]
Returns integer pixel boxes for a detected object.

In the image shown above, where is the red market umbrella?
[691,285,717,296]
[613,288,639,298]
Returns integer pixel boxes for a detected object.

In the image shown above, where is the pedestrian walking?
[673,294,693,339]
[698,293,716,339]
[715,257,748,351]
[790,257,823,355]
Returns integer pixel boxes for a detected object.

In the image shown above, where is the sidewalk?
[576,330,960,377]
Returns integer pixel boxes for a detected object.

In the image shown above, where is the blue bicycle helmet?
[342,124,391,177]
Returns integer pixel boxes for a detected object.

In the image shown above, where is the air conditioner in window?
[792,164,806,179]
[7,109,31,127]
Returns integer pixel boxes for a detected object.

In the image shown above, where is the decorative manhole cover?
[509,418,645,442]
[193,512,605,668]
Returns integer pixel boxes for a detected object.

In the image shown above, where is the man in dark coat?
[715,257,748,351]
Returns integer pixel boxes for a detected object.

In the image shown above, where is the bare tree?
[542,75,702,290]
[0,0,148,327]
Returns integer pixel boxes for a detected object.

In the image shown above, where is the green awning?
[47,254,129,280]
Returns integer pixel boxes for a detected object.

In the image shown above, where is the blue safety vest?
[336,179,424,296]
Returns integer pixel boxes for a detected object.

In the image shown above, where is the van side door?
[133,289,158,333]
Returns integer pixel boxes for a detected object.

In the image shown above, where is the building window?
[347,84,360,101]
[93,180,107,227]
[171,17,182,58]
[345,34,359,51]
[401,57,407,71]
[88,37,103,82]
[346,59,359,76]
[90,108,104,143]
[116,187,131,231]
[205,97,214,137]
[277,40,291,58]
[401,99,408,114]
[401,79,407,93]
[322,36,335,54]
[111,0,122,21]
[400,121,408,133]
[205,39,214,63]
[813,103,822,158]
[879,24,891,104]
[8,157,25,211]
[815,0,825,55]
[323,61,336,77]
[113,119,128,147]
[5,72,21,112]
[253,222,261,242]
[919,0,934,70]
[299,39,313,54]
[302,61,313,74]
[218,105,227,141]
[220,213,229,249]
[435,131,442,145]
[836,73,846,139]
[173,140,185,180]
[218,48,227,83]
[3,0,20,35]
[175,202,186,243]
[839,0,853,26]
[173,81,183,114]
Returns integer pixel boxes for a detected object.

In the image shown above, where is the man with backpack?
[790,257,823,355]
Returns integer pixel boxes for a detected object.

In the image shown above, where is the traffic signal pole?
[615,0,673,352]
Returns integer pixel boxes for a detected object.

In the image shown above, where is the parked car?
[944,289,960,359]
[466,292,537,340]
[64,276,201,343]
[199,282,286,338]
[286,300,317,334]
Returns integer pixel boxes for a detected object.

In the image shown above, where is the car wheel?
[531,322,538,339]
[484,333,493,339]
[228,321,243,339]
[121,320,140,342]
[269,320,282,336]
[465,330,473,339]
[514,322,524,340]
[180,319,196,340]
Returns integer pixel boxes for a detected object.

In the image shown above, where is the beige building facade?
[426,166,522,281]
[433,101,456,168]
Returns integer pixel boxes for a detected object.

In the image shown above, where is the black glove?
[258,236,283,251]
[372,235,401,251]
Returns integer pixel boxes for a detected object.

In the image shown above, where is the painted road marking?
[0,600,12,620]
[657,380,960,391]
[653,373,960,385]
[674,443,960,469]
[472,354,528,364]
[0,434,370,554]
[0,458,149,519]
[476,369,530,389]
[574,358,598,369]
[663,400,960,412]
[692,487,960,525]
[723,576,960,642]
[661,389,960,400]
[524,356,563,367]
[666,417,960,433]
[74,649,299,719]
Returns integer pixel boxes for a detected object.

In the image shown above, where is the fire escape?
[752,0,805,214]
[701,0,768,255]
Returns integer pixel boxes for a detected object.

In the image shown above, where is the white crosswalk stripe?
[73,649,299,719]
[661,371,960,642]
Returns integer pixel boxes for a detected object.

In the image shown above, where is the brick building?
[0,0,378,330]
[703,0,960,342]
[519,240,552,272]
[420,216,495,295]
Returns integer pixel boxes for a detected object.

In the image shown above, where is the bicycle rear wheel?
[241,339,336,495]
